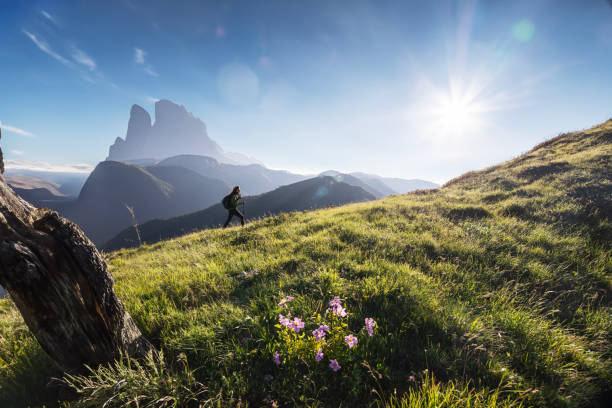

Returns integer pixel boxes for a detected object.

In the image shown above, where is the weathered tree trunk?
[0,126,153,371]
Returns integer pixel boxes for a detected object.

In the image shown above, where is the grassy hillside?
[0,120,610,407]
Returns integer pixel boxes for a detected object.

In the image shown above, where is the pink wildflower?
[344,334,358,348]
[329,359,341,371]
[365,318,377,336]
[315,348,324,362]
[273,351,280,366]
[278,313,292,328]
[408,375,415,382]
[333,305,347,317]
[328,296,347,317]
[290,317,305,333]
[278,296,294,309]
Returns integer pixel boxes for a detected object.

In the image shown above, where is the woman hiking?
[222,186,245,228]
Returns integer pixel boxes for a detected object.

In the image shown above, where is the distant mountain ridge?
[103,176,376,251]
[157,154,308,195]
[107,99,259,165]
[60,161,229,245]
[320,170,439,197]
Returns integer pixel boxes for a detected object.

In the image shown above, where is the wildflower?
[278,296,294,309]
[328,296,347,317]
[329,359,341,371]
[311,324,328,340]
[329,296,342,308]
[312,328,325,341]
[315,348,324,362]
[273,351,281,366]
[344,334,358,348]
[408,375,415,382]
[365,317,377,336]
[333,305,347,317]
[278,313,292,328]
[290,317,305,333]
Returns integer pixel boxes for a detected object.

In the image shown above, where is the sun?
[434,94,480,136]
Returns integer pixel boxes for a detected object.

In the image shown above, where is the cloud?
[0,122,35,138]
[23,30,72,66]
[134,47,146,64]
[134,47,158,77]
[5,159,93,174]
[10,150,24,156]
[71,48,96,71]
[143,65,159,77]
[146,96,160,103]
[40,10,60,26]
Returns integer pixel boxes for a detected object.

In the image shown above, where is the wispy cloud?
[10,150,24,156]
[71,48,96,71]
[134,47,158,77]
[5,159,93,174]
[143,65,158,77]
[40,10,60,26]
[134,47,146,64]
[0,122,35,138]
[146,96,160,103]
[23,30,71,66]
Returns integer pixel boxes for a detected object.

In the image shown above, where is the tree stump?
[0,126,153,371]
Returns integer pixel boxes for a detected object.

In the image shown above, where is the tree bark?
[0,126,153,371]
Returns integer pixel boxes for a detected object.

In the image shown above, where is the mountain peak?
[107,100,259,165]
[154,99,194,125]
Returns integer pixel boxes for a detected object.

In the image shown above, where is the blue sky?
[0,0,611,183]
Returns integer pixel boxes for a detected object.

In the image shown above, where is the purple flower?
[333,305,347,317]
[312,325,330,341]
[328,296,342,308]
[273,351,280,366]
[328,296,347,317]
[278,313,292,328]
[365,318,377,336]
[329,359,341,371]
[315,348,324,362]
[278,296,294,309]
[312,328,326,341]
[290,317,305,333]
[344,334,358,348]
[408,375,415,382]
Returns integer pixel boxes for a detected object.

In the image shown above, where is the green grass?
[0,120,610,407]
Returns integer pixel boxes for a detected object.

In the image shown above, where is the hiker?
[222,186,245,228]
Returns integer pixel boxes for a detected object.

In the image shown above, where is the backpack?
[222,194,232,209]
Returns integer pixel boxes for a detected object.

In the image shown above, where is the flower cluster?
[365,317,377,337]
[272,295,378,373]
[328,296,347,317]
[312,325,330,341]
[344,334,358,348]
[279,313,305,333]
[278,296,294,309]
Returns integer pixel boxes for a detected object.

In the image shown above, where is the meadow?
[0,120,610,407]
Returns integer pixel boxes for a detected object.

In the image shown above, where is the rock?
[107,99,261,165]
